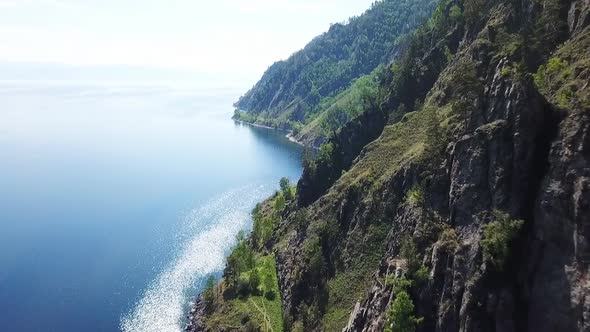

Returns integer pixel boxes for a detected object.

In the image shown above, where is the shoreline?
[233,118,307,147]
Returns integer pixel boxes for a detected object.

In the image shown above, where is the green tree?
[481,211,524,270]
[449,5,463,23]
[275,194,286,213]
[203,275,217,312]
[280,177,293,200]
[225,254,240,289]
[264,273,276,300]
[384,291,422,332]
[317,143,335,168]
[224,233,255,289]
[249,268,261,294]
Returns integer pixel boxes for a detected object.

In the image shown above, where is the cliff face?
[189,0,590,331]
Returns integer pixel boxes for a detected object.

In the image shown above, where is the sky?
[0,0,376,86]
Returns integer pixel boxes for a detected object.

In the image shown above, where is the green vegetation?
[384,291,422,332]
[252,179,297,248]
[203,275,217,312]
[249,268,261,294]
[405,185,424,206]
[205,178,298,330]
[380,238,428,332]
[534,57,572,92]
[334,103,447,191]
[207,255,283,332]
[481,211,524,270]
[399,236,431,284]
[295,70,381,145]
[534,45,590,108]
[382,276,422,332]
[532,0,568,52]
[437,228,459,252]
[234,0,438,145]
[225,231,255,289]
[322,221,389,330]
[279,177,294,201]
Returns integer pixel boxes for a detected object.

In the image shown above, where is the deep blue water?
[0,81,302,332]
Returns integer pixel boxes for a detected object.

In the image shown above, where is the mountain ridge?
[189,0,590,331]
[233,0,438,147]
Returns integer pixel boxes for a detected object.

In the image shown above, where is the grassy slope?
[534,26,590,109]
[294,71,381,146]
[206,255,283,332]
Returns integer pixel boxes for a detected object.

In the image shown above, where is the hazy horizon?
[0,0,376,89]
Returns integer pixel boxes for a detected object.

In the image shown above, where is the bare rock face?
[527,108,590,332]
[569,0,590,35]
[186,296,208,332]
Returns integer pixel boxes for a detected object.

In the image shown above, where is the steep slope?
[189,0,590,331]
[234,0,437,146]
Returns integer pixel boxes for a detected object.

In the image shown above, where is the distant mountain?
[234,0,437,146]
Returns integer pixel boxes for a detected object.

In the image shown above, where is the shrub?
[384,290,422,332]
[225,234,255,289]
[400,236,420,274]
[533,57,572,93]
[249,268,261,295]
[449,5,463,22]
[386,276,413,294]
[291,321,305,332]
[317,143,335,167]
[438,228,459,252]
[280,177,294,201]
[304,238,326,281]
[414,265,431,284]
[405,185,424,206]
[481,211,524,270]
[399,237,430,283]
[274,194,286,213]
[556,85,576,108]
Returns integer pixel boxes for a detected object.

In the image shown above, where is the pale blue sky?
[0,0,375,84]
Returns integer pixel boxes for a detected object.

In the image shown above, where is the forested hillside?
[234,0,437,147]
[190,0,590,331]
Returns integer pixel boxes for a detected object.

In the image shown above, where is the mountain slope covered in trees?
[190,0,590,331]
[234,0,437,147]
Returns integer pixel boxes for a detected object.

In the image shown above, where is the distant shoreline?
[233,119,306,147]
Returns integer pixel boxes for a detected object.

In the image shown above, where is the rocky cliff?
[189,0,590,331]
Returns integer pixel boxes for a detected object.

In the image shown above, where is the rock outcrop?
[188,0,590,331]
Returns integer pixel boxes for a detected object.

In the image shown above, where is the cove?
[0,81,302,332]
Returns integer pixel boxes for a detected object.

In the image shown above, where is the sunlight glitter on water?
[120,187,263,332]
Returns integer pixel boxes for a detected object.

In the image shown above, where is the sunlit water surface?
[0,81,302,332]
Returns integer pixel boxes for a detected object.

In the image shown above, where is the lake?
[0,81,302,332]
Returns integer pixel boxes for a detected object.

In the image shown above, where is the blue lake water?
[0,81,302,332]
